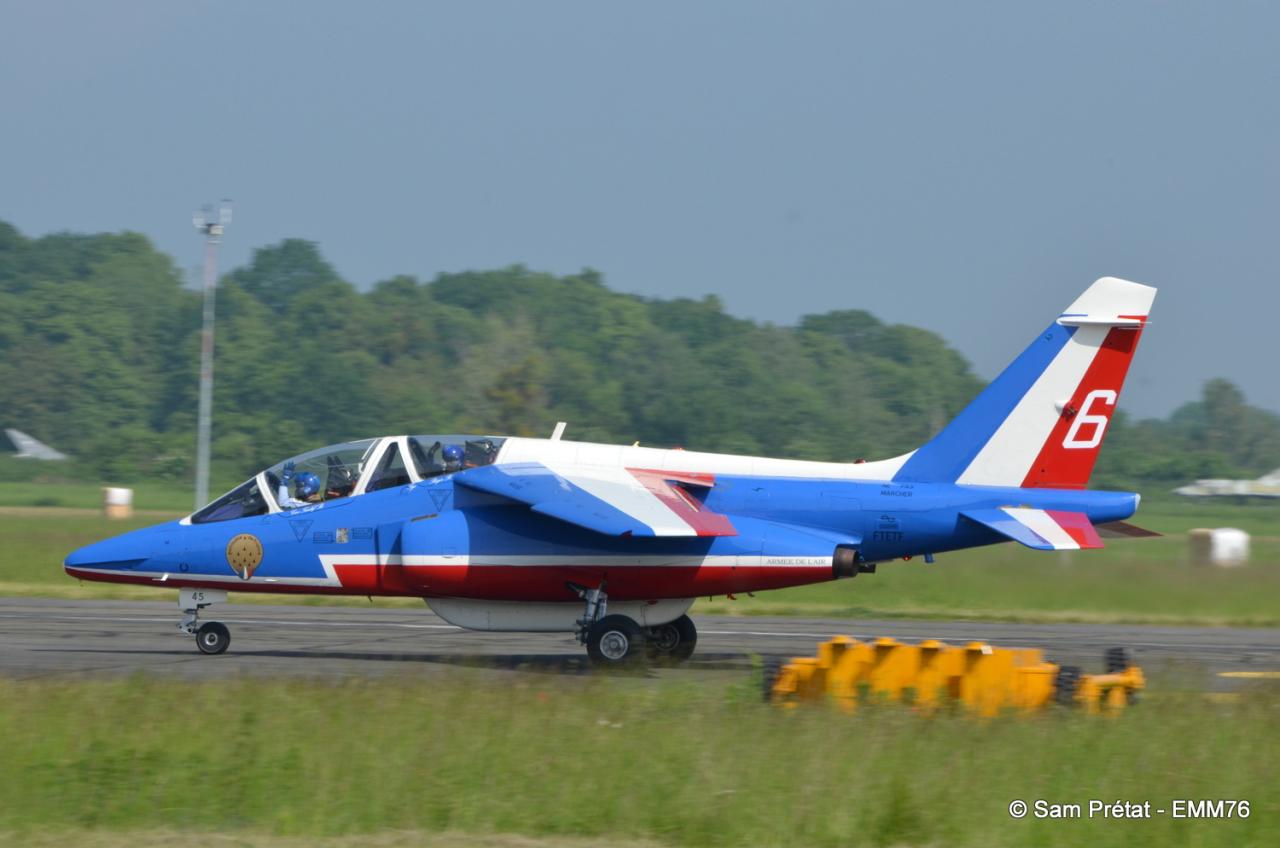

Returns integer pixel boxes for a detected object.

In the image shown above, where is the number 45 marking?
[1062,389,1117,449]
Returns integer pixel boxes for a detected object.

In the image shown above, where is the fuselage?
[64,435,1138,604]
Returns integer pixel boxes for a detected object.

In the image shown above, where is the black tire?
[586,615,644,666]
[646,614,697,663]
[1104,647,1130,674]
[1054,664,1080,706]
[196,621,230,655]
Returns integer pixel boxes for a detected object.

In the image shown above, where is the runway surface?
[2,597,1278,690]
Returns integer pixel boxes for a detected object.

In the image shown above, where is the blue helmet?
[295,471,321,498]
[442,444,464,465]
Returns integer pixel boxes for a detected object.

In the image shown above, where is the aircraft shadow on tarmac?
[29,647,746,675]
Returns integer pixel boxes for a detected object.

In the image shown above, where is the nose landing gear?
[178,588,230,655]
[196,621,231,655]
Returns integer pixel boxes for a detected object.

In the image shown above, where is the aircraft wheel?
[196,621,230,655]
[646,614,697,663]
[586,615,644,666]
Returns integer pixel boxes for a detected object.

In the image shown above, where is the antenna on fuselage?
[550,421,567,441]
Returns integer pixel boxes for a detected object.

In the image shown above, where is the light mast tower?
[192,201,232,511]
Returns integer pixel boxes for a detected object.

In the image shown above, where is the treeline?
[0,220,1277,491]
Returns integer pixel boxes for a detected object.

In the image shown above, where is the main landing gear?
[570,582,697,667]
[645,614,697,663]
[178,588,230,655]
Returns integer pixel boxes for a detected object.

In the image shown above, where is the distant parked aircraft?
[5,429,68,461]
[1174,469,1280,500]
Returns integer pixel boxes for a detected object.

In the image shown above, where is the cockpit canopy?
[190,434,506,524]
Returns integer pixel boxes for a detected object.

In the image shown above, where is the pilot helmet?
[442,444,465,465]
[295,471,321,498]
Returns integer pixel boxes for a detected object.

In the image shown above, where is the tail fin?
[5,428,68,461]
[893,277,1156,489]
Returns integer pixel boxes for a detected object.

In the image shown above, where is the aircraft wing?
[455,462,737,538]
[961,507,1104,551]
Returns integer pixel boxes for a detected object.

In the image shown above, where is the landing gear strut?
[178,588,230,655]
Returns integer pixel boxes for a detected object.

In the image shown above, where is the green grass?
[0,455,210,511]
[0,480,191,511]
[0,831,654,848]
[1,675,1275,847]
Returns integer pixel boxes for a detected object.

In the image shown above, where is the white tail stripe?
[956,326,1108,486]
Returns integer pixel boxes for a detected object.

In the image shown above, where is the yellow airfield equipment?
[767,637,1143,716]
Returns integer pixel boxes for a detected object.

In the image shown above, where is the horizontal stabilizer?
[962,507,1103,551]
[1095,520,1161,539]
[456,462,737,538]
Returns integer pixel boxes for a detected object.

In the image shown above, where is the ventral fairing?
[66,277,1158,664]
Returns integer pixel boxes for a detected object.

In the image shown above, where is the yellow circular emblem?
[226,533,263,580]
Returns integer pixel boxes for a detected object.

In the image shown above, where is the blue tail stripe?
[893,322,1076,483]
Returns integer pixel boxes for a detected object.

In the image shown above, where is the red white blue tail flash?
[894,277,1155,489]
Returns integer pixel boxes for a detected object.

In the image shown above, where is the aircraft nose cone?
[64,521,184,581]
[64,535,146,575]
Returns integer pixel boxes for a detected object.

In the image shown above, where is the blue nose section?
[63,522,180,576]
[64,520,188,580]
[64,536,146,573]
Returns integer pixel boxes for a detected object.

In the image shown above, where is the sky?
[2,1,1277,419]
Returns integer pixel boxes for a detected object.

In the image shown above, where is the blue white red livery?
[65,277,1159,664]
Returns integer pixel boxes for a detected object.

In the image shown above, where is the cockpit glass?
[265,438,379,509]
[190,435,502,521]
[409,435,505,479]
[366,443,412,492]
[191,477,270,524]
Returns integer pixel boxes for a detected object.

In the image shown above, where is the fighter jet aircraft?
[65,277,1158,664]
[1174,469,1280,500]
